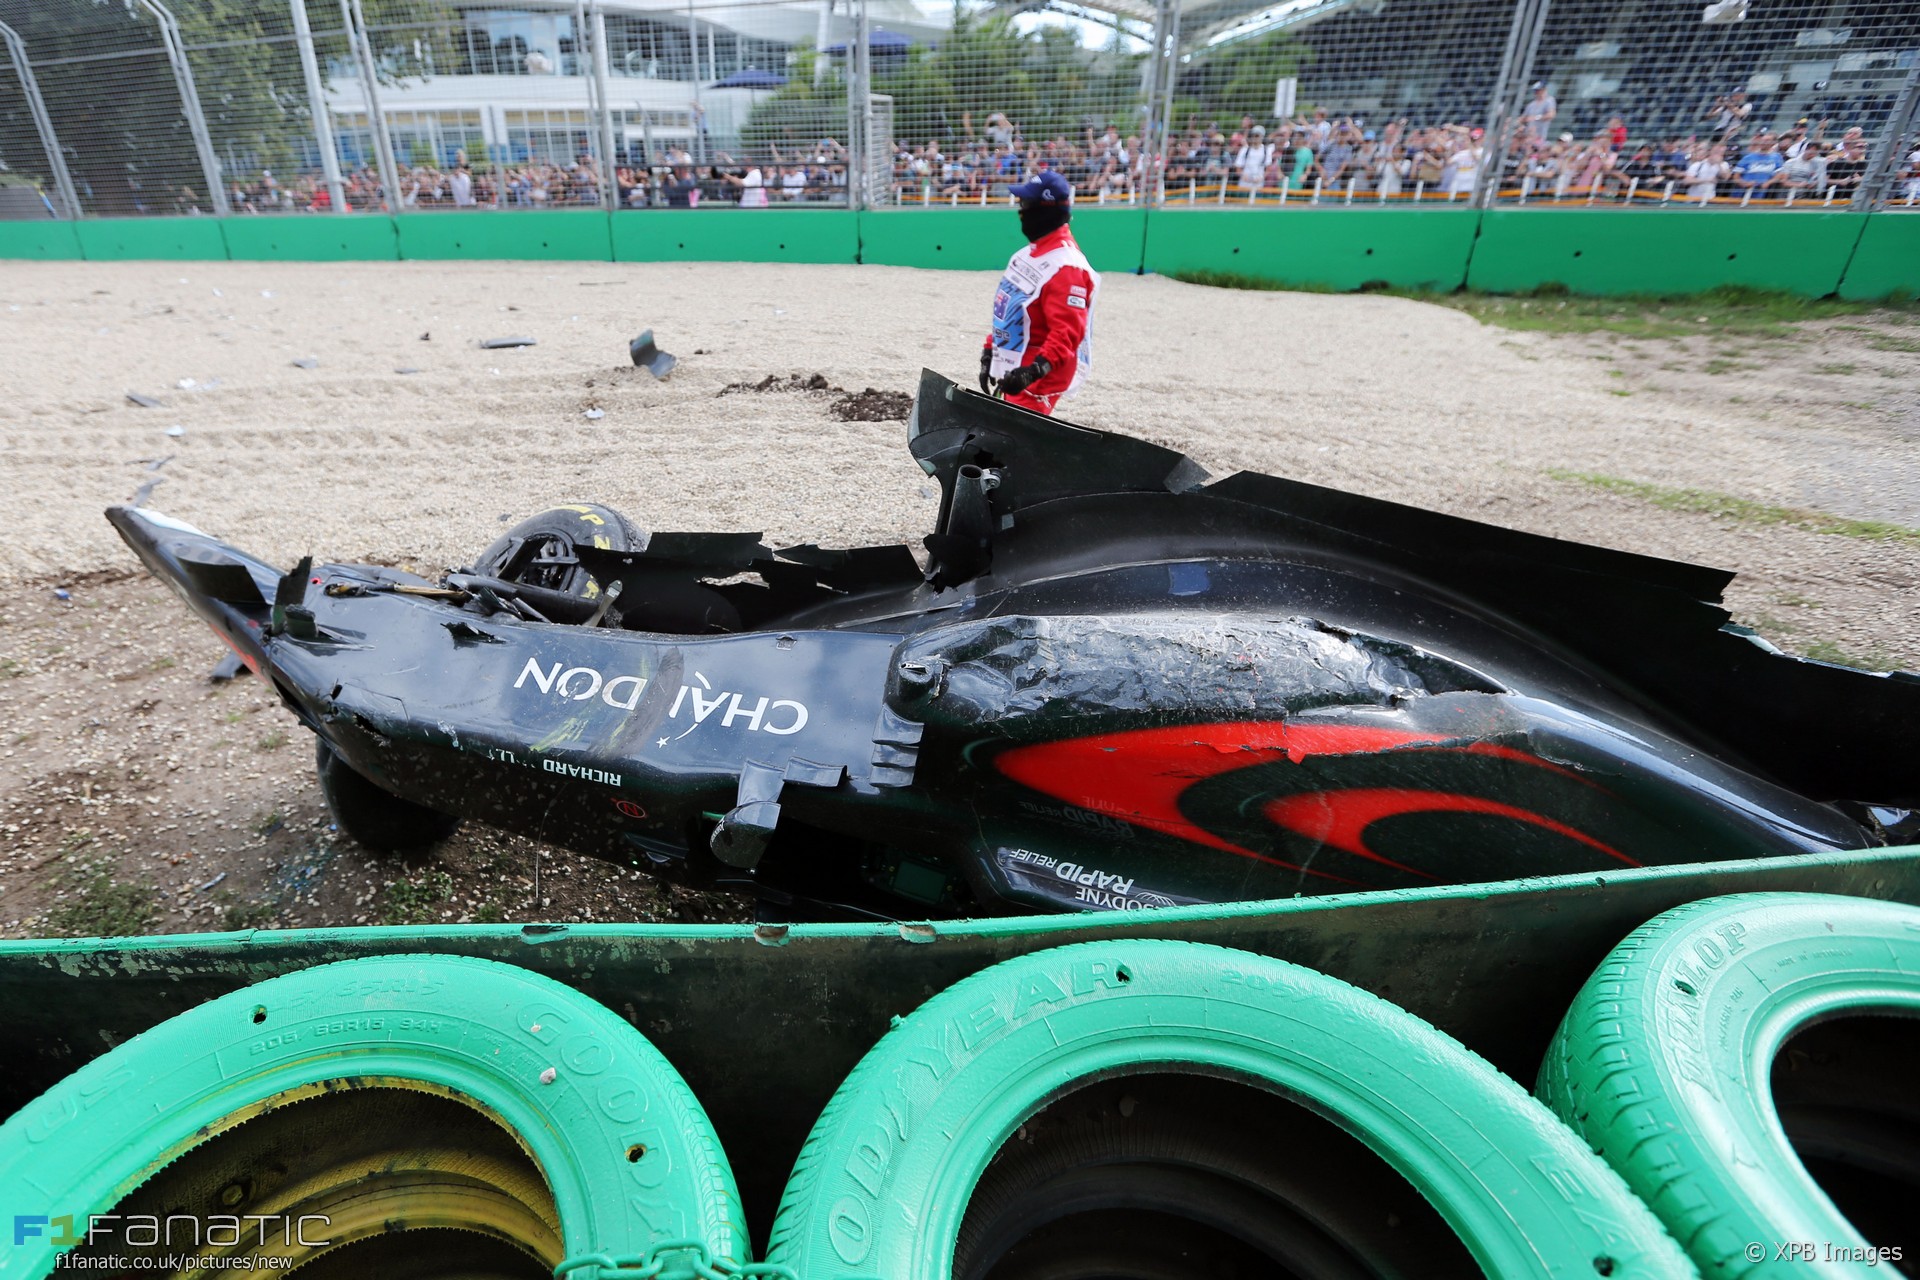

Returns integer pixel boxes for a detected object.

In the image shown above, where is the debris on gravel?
[831,388,913,421]
[720,371,837,395]
[628,329,677,378]
[716,371,907,418]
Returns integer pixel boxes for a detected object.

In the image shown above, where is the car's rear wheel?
[315,739,460,852]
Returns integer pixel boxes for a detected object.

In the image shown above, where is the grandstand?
[1174,0,1917,143]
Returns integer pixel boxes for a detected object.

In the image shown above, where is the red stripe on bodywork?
[994,722,1449,885]
[1263,788,1638,872]
[994,721,1627,877]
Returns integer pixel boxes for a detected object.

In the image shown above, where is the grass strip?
[1548,470,1920,546]
[1168,273,1917,339]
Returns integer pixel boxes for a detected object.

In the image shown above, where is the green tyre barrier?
[1539,893,1920,1279]
[0,954,745,1278]
[766,939,1694,1280]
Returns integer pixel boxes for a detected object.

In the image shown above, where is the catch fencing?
[1,0,1916,218]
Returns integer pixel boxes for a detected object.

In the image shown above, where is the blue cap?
[1010,169,1073,204]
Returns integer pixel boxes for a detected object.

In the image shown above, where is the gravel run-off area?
[1,259,1915,938]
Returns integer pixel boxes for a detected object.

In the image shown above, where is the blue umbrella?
[711,67,788,89]
[823,28,911,54]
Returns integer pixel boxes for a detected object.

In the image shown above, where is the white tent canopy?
[990,0,1367,51]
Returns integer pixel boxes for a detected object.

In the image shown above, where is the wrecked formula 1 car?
[111,369,1920,920]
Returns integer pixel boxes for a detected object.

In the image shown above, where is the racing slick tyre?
[472,504,646,601]
[315,738,460,851]
[0,955,746,1280]
[1537,893,1920,1279]
[765,939,1693,1280]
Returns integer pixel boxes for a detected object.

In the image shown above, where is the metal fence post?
[1853,60,1920,212]
[576,0,613,210]
[0,20,82,219]
[854,0,872,208]
[289,0,347,214]
[860,0,875,206]
[1140,0,1166,188]
[815,0,832,86]
[132,0,230,215]
[843,0,860,207]
[590,3,620,210]
[576,0,598,182]
[1475,0,1533,209]
[687,0,705,164]
[1474,0,1551,209]
[1155,1,1182,207]
[344,0,403,212]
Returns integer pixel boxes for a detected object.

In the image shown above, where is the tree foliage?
[742,9,1147,157]
[1174,28,1314,128]
[0,0,450,214]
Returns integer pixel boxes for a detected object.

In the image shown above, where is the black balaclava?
[1018,200,1070,243]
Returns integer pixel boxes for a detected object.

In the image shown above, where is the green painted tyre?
[766,939,1693,1280]
[0,955,744,1279]
[1538,892,1920,1279]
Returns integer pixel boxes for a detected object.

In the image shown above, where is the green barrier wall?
[858,207,1148,275]
[1836,213,1920,301]
[1468,208,1868,297]
[0,218,85,259]
[7,207,1915,304]
[1143,207,1479,292]
[2,846,1916,1249]
[222,214,399,261]
[72,217,230,261]
[394,209,613,260]
[610,208,858,263]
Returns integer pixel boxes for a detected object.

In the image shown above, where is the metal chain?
[554,1240,799,1280]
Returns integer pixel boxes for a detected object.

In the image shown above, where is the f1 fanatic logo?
[513,658,808,736]
[14,1213,332,1248]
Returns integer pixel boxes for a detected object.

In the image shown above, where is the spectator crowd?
[1488,86,1880,205]
[197,90,1914,216]
[876,93,1897,207]
[209,139,857,214]
[876,108,1485,203]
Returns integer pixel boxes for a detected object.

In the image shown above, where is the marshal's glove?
[978,345,994,393]
[998,356,1052,396]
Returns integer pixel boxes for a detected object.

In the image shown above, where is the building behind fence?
[1,0,1916,218]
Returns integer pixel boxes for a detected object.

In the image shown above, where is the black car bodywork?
[110,370,1920,919]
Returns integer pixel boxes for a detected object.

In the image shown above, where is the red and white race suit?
[984,225,1099,416]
